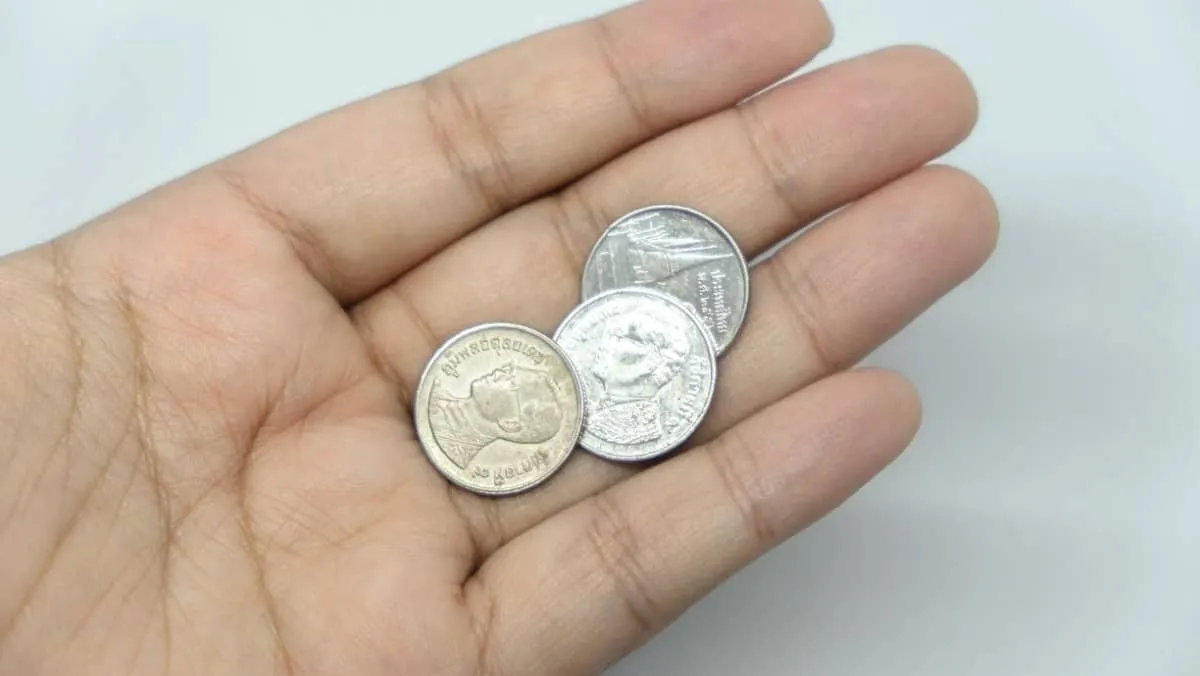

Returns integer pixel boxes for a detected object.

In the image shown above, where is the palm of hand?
[0,2,997,675]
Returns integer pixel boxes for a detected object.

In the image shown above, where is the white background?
[2,1,1198,674]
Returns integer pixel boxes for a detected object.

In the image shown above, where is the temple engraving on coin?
[414,324,584,496]
[581,205,750,355]
[556,287,718,462]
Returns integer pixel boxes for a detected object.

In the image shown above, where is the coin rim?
[554,286,719,463]
[413,322,586,497]
[578,204,751,356]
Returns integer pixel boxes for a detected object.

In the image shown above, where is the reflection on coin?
[555,287,717,462]
[414,323,584,496]
[580,205,750,355]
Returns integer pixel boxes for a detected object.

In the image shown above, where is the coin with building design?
[580,205,750,355]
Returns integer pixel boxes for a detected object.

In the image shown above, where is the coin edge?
[413,322,586,497]
[554,286,719,463]
[578,204,751,356]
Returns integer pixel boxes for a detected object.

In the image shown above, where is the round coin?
[555,287,718,462]
[580,205,750,355]
[414,323,584,496]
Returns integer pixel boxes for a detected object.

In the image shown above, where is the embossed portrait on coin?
[428,364,565,469]
[589,314,689,445]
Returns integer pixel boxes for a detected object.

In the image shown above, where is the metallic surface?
[555,287,717,462]
[414,323,584,496]
[581,205,750,355]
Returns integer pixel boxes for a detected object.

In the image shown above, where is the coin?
[413,323,584,496]
[555,287,718,462]
[580,205,750,355]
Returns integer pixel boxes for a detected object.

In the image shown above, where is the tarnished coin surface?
[555,287,717,462]
[414,323,584,496]
[580,205,750,355]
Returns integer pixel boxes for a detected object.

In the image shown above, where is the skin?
[0,0,999,674]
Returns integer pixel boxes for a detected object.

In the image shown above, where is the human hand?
[0,0,998,673]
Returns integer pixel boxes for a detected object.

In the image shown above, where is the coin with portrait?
[580,205,750,355]
[414,323,584,496]
[555,287,718,462]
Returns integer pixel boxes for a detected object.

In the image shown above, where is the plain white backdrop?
[2,1,1198,674]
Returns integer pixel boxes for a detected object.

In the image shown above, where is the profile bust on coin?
[414,324,585,496]
[587,313,690,446]
[428,363,565,469]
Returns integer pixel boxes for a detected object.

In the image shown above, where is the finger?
[696,165,999,440]
[358,45,975,407]
[211,0,833,301]
[466,369,921,676]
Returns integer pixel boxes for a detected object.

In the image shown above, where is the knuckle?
[704,431,778,550]
[737,104,809,227]
[589,16,657,136]
[213,167,341,288]
[548,187,609,273]
[352,282,439,410]
[584,491,661,639]
[421,72,520,213]
[762,255,842,373]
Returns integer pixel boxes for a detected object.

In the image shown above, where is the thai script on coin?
[555,287,717,462]
[414,323,584,496]
[580,205,750,355]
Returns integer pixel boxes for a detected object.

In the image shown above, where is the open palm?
[0,1,997,674]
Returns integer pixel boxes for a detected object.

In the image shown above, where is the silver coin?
[580,205,750,355]
[555,287,718,462]
[414,323,584,496]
